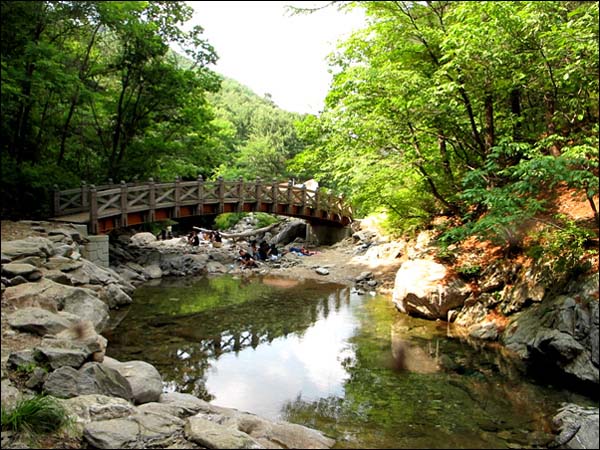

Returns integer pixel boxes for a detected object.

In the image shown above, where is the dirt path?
[267,240,403,295]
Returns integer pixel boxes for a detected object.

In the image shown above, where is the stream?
[105,274,594,449]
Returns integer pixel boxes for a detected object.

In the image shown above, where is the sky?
[186,1,366,115]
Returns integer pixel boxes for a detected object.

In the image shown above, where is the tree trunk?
[484,93,494,151]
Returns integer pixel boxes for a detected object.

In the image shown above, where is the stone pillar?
[81,235,110,268]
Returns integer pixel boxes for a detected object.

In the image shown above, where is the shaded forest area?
[1,1,598,278]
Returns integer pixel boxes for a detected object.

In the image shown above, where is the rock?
[3,279,109,332]
[83,408,185,449]
[315,267,329,275]
[59,394,135,424]
[7,307,79,335]
[43,363,133,401]
[97,283,132,308]
[25,367,48,389]
[1,237,54,260]
[142,264,162,279]
[34,346,88,370]
[130,232,157,246]
[158,392,213,417]
[102,357,163,404]
[270,220,306,246]
[1,379,22,410]
[1,263,40,279]
[44,256,84,272]
[392,259,470,320]
[185,416,263,449]
[206,261,227,273]
[553,403,599,449]
[503,287,599,385]
[355,271,373,282]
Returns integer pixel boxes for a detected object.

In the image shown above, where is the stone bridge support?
[81,234,110,268]
[306,223,352,246]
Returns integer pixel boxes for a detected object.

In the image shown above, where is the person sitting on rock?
[257,241,270,261]
[238,249,257,268]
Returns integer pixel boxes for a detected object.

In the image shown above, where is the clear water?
[105,275,594,449]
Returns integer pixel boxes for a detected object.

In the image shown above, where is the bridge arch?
[52,176,353,235]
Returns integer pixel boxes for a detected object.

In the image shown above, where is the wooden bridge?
[52,176,353,234]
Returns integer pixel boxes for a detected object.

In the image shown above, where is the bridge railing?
[54,176,352,230]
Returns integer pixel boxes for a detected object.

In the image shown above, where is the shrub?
[529,215,596,281]
[1,395,68,434]
[214,212,246,230]
[253,212,280,228]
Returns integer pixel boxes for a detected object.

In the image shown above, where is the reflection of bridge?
[52,177,353,234]
[107,281,352,398]
[149,285,352,359]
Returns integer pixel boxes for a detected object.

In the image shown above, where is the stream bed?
[105,274,594,448]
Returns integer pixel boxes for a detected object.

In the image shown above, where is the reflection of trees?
[106,276,351,399]
[281,299,558,449]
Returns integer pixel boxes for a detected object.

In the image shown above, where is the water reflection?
[106,276,354,402]
[106,275,593,449]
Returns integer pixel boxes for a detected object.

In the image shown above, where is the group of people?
[186,229,222,248]
[237,240,280,268]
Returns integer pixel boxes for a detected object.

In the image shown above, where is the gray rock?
[158,392,212,416]
[315,267,329,275]
[83,417,139,449]
[34,346,88,370]
[102,357,163,404]
[185,416,263,449]
[98,284,132,308]
[44,366,81,398]
[7,307,77,335]
[130,232,157,246]
[142,264,162,279]
[1,237,54,260]
[25,367,48,389]
[83,408,185,449]
[1,379,22,410]
[59,394,135,424]
[2,263,39,278]
[553,403,599,449]
[44,363,133,401]
[44,256,83,272]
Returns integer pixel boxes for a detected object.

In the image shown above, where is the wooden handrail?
[53,178,352,231]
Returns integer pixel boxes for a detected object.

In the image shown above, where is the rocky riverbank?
[1,217,598,449]
[0,219,340,449]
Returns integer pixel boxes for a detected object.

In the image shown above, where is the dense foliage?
[290,1,599,243]
[0,1,307,218]
[2,1,598,267]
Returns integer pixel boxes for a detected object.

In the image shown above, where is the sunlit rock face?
[392,259,470,320]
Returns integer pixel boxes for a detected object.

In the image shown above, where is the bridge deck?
[52,178,352,233]
[49,212,90,224]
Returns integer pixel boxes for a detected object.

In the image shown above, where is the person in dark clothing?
[257,241,269,261]
[238,249,257,268]
[267,243,279,260]
[190,231,200,246]
[212,230,222,248]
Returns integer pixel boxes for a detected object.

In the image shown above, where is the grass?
[1,395,69,434]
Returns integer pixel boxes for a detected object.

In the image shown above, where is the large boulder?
[43,363,133,401]
[270,220,306,246]
[1,236,54,261]
[102,357,163,404]
[503,290,599,385]
[3,278,109,332]
[392,259,470,320]
[7,307,79,335]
